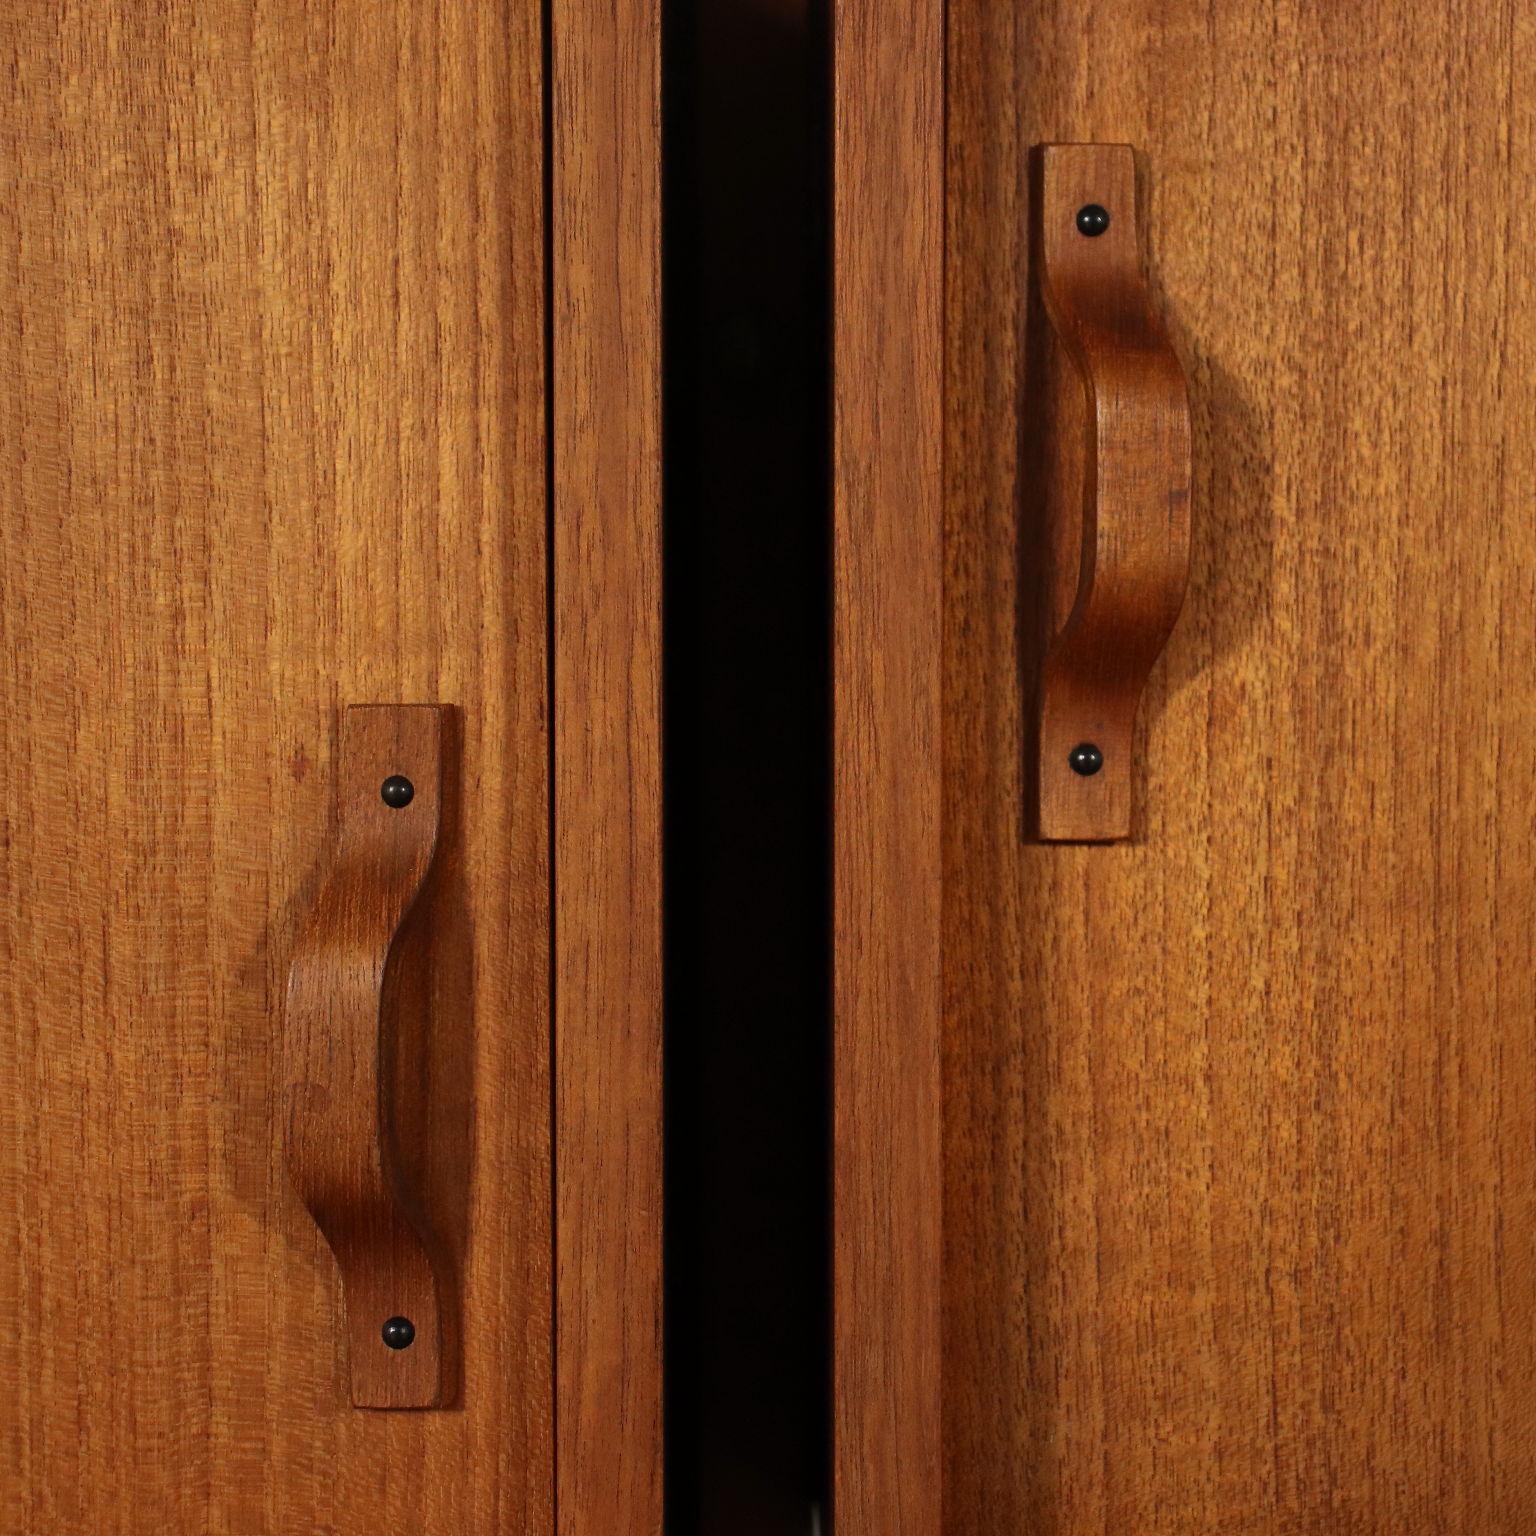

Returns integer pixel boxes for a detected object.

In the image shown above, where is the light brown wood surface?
[0,1,552,1529]
[831,0,944,1530]
[550,0,664,1529]
[944,1,1536,1532]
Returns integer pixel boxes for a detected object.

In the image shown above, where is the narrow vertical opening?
[662,0,832,1529]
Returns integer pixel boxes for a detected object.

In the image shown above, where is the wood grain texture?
[550,0,664,1528]
[284,705,449,1409]
[1031,144,1191,843]
[0,0,552,1528]
[945,0,1536,1531]
[831,0,944,1529]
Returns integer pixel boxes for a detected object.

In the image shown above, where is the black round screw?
[1068,743,1104,777]
[381,1316,416,1350]
[380,774,415,809]
[1075,203,1110,237]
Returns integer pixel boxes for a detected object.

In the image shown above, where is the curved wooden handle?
[284,704,448,1408]
[1031,143,1191,842]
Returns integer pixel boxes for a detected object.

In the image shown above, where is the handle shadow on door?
[1024,143,1192,842]
[283,703,454,1409]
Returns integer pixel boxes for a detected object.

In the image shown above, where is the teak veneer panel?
[0,1,551,1529]
[944,0,1536,1532]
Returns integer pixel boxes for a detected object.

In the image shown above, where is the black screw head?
[380,774,415,808]
[1075,203,1111,237]
[1068,743,1104,777]
[381,1316,416,1350]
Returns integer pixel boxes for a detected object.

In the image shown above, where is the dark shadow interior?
[662,0,831,1530]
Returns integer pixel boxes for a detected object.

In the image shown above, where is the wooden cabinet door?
[834,1,1536,1532]
[0,0,662,1531]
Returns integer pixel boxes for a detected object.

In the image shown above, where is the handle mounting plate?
[284,704,449,1409]
[1029,143,1192,842]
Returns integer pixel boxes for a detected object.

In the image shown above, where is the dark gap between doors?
[662,0,832,1530]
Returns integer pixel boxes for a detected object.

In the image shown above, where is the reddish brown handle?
[1031,143,1191,842]
[284,704,448,1408]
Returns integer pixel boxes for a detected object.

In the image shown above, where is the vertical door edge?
[551,0,665,1528]
[832,0,946,1529]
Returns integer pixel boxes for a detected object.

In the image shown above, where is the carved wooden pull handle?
[284,704,448,1408]
[1030,143,1192,842]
